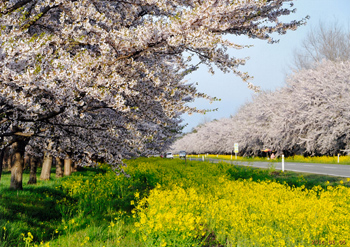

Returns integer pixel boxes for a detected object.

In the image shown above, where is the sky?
[181,0,350,133]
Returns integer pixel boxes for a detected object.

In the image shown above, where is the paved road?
[187,157,350,178]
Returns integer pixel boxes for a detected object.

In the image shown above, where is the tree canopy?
[0,0,306,171]
[171,60,350,157]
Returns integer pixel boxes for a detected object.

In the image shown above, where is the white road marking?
[304,165,314,167]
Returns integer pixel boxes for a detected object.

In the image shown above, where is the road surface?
[187,157,350,178]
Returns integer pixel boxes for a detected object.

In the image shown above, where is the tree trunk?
[0,136,4,182]
[71,161,78,173]
[10,140,27,190]
[40,152,53,180]
[40,141,54,180]
[0,148,5,183]
[24,153,30,171]
[0,146,13,183]
[27,156,38,184]
[64,158,72,176]
[55,157,64,178]
[4,147,12,170]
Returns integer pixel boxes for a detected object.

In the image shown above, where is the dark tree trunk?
[10,139,27,190]
[27,156,38,184]
[4,147,12,170]
[64,158,72,176]
[71,161,78,173]
[55,157,64,178]
[1,144,14,183]
[24,153,30,171]
[0,148,5,183]
[0,136,3,182]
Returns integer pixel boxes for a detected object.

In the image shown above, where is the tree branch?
[18,107,65,123]
[1,0,33,15]
[22,4,61,30]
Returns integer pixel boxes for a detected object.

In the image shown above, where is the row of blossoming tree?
[171,60,350,157]
[0,0,305,189]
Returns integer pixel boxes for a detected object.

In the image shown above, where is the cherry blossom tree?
[171,92,275,155]
[172,60,350,157]
[269,60,350,156]
[0,0,305,189]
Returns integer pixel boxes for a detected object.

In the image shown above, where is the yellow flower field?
[7,158,347,247]
[129,160,350,247]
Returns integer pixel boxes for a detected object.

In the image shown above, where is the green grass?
[0,158,349,246]
[0,170,68,247]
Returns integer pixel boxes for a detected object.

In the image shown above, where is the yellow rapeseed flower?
[134,176,350,246]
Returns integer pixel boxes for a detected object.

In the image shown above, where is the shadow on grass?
[0,184,77,246]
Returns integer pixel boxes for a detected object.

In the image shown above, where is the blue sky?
[181,0,350,133]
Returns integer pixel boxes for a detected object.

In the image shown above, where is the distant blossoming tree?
[172,60,350,157]
[0,0,305,189]
[269,60,350,156]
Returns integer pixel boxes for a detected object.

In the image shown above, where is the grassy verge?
[0,166,141,247]
[0,158,349,246]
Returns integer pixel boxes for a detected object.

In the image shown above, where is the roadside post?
[338,153,340,163]
[234,143,239,160]
[282,155,285,172]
